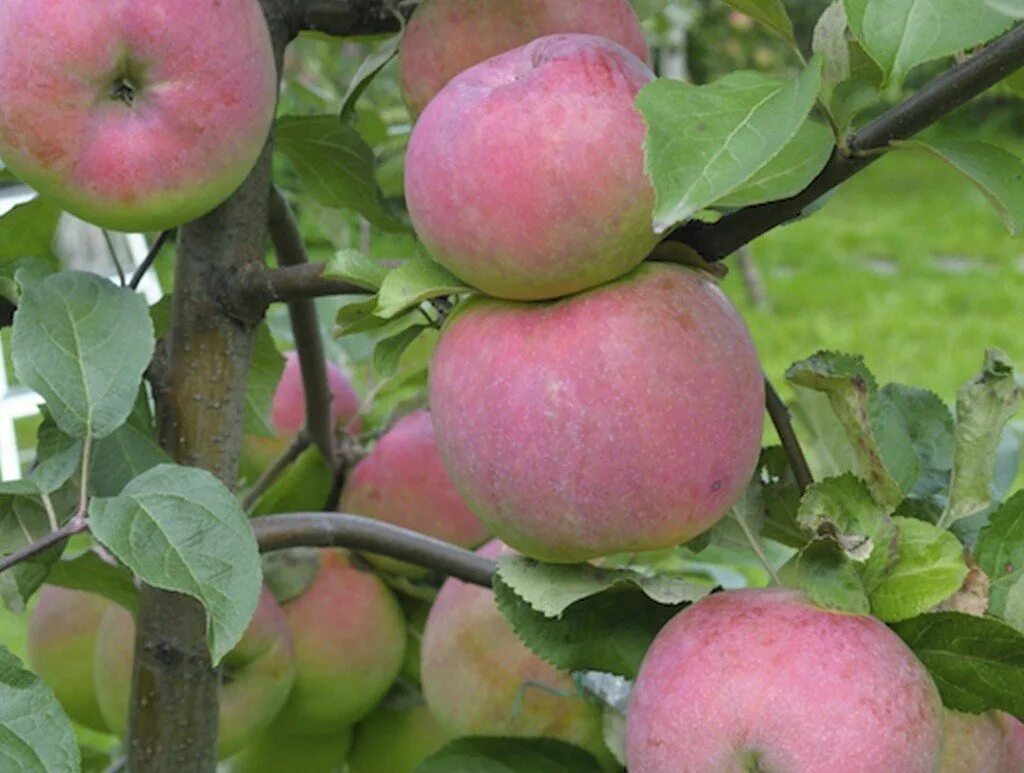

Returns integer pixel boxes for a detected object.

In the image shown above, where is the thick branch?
[298,0,409,37]
[241,262,370,305]
[268,188,340,469]
[0,518,88,575]
[669,23,1024,261]
[253,512,497,587]
[764,377,813,494]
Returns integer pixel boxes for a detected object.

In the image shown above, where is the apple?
[0,0,277,232]
[429,262,764,562]
[405,34,658,301]
[228,722,353,773]
[273,549,407,734]
[399,0,650,115]
[240,352,362,485]
[339,409,489,574]
[421,541,610,765]
[626,588,944,772]
[940,708,1024,772]
[26,585,110,732]
[348,700,455,773]
[93,588,296,759]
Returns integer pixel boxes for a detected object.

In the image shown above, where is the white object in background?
[0,187,163,481]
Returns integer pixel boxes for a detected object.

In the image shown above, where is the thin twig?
[240,263,370,305]
[78,433,93,517]
[668,23,1024,260]
[102,231,127,287]
[252,512,496,588]
[0,517,89,574]
[267,187,339,470]
[129,230,172,291]
[242,434,311,512]
[764,377,814,494]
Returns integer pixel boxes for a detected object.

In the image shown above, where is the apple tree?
[0,0,1023,771]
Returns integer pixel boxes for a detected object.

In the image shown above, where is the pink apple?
[429,262,764,562]
[0,0,277,232]
[93,589,296,759]
[340,409,489,573]
[627,588,944,772]
[421,541,610,765]
[27,586,110,732]
[271,351,362,439]
[405,34,658,300]
[399,0,651,115]
[273,549,407,733]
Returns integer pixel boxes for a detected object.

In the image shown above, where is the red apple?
[421,541,609,765]
[93,589,296,759]
[399,0,651,115]
[627,588,944,772]
[0,0,277,232]
[405,34,658,300]
[273,549,406,734]
[272,351,362,439]
[429,262,764,562]
[26,586,110,732]
[340,409,488,574]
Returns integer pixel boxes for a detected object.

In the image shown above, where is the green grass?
[719,144,1024,409]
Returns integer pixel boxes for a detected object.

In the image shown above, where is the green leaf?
[46,551,138,612]
[813,1,851,87]
[795,540,870,613]
[11,271,154,440]
[878,384,955,499]
[0,646,79,773]
[844,0,1014,87]
[335,297,389,336]
[721,0,797,46]
[640,59,823,232]
[275,115,407,232]
[0,198,61,277]
[493,559,704,678]
[26,419,82,495]
[0,497,69,612]
[893,139,1024,236]
[941,350,1022,528]
[374,324,429,377]
[497,555,711,616]
[249,447,333,517]
[714,120,835,208]
[340,36,401,119]
[374,255,470,319]
[89,464,262,664]
[987,0,1024,17]
[90,422,171,498]
[975,491,1024,624]
[416,737,603,773]
[868,517,969,622]
[797,473,897,564]
[261,548,321,605]
[892,612,1024,716]
[325,249,389,291]
[758,447,806,548]
[244,322,285,438]
[786,351,915,507]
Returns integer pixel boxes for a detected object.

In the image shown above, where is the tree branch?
[267,187,340,470]
[253,512,496,587]
[240,262,370,306]
[242,434,311,511]
[297,0,411,37]
[668,23,1024,261]
[764,377,813,494]
[0,518,88,575]
[129,229,173,291]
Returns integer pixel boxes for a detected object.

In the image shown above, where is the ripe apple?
[627,588,944,772]
[93,589,296,759]
[227,722,353,773]
[429,262,764,562]
[26,586,110,732]
[273,549,406,734]
[348,700,455,773]
[0,0,277,232]
[405,34,658,301]
[940,708,1024,772]
[339,409,489,574]
[399,0,650,115]
[421,541,610,766]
